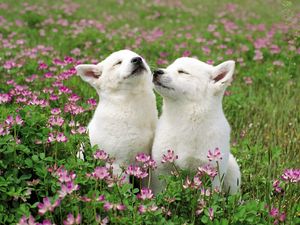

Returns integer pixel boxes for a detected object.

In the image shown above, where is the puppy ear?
[211,60,235,91]
[75,64,102,85]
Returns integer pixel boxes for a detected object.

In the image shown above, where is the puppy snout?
[153,69,164,79]
[131,57,143,65]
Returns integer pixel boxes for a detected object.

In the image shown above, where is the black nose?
[153,69,164,78]
[131,57,143,64]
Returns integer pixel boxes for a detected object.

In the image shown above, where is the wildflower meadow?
[0,0,299,224]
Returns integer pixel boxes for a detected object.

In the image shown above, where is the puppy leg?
[212,174,222,192]
[151,172,165,194]
[223,154,241,194]
[211,155,229,192]
[150,165,168,194]
[111,162,130,183]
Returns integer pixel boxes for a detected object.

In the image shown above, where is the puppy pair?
[76,50,240,194]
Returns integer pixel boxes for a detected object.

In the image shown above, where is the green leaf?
[201,216,209,223]
[220,218,229,225]
[19,174,32,180]
[133,188,140,194]
[17,145,30,154]
[25,158,33,168]
[32,155,39,162]
[0,177,8,187]
[16,204,30,218]
[39,152,45,159]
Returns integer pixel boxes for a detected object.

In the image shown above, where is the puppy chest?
[176,154,207,170]
[89,118,154,147]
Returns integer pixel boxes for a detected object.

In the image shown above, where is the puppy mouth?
[132,64,146,74]
[125,65,146,79]
[153,79,174,90]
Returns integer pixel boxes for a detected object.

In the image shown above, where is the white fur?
[151,57,241,194]
[76,50,158,175]
[223,154,241,194]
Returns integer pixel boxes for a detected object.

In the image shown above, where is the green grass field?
[0,0,299,224]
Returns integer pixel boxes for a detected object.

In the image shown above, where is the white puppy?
[76,50,158,175]
[151,57,241,194]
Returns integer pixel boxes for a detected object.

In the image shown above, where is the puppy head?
[153,57,235,102]
[76,50,151,93]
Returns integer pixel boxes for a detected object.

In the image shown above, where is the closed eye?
[178,70,189,75]
[114,60,122,66]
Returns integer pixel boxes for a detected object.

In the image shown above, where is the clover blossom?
[93,150,108,160]
[207,148,223,161]
[103,201,126,211]
[126,165,148,179]
[37,197,61,215]
[137,188,154,200]
[161,150,178,163]
[63,213,81,225]
[281,169,300,183]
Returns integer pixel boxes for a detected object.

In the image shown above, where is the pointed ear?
[211,60,235,90]
[75,64,102,85]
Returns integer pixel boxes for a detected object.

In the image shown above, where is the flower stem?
[148,170,151,188]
